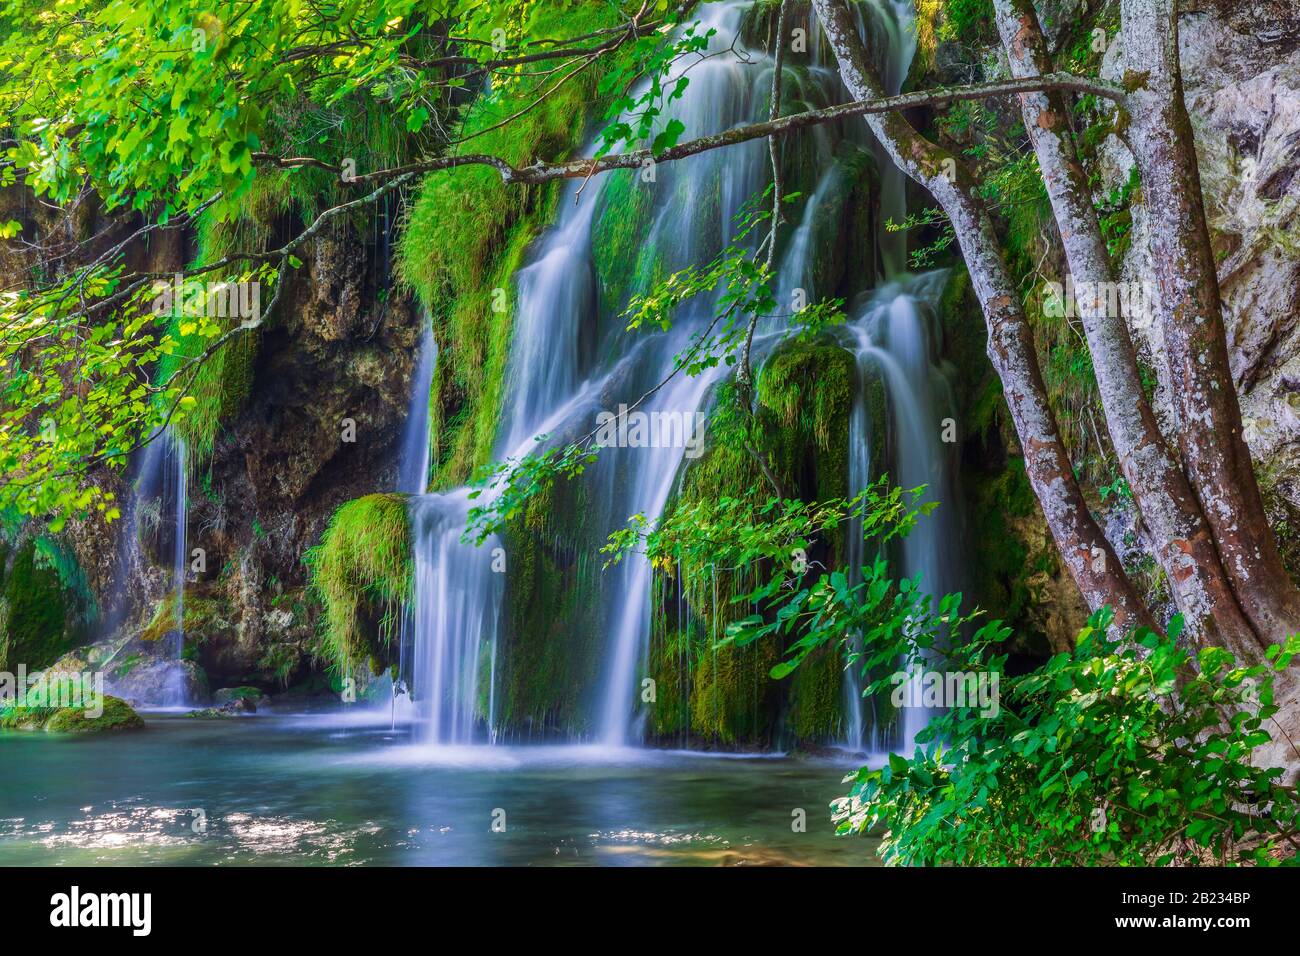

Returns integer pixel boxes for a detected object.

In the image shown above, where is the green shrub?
[833,610,1300,866]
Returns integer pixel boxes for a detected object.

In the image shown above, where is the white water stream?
[395,0,959,752]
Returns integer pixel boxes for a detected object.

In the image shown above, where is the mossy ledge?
[396,2,669,490]
[647,338,871,749]
[304,493,412,676]
[0,531,96,674]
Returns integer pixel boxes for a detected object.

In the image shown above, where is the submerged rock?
[185,696,257,719]
[212,686,268,710]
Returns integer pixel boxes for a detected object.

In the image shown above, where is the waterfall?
[398,322,437,497]
[861,0,917,276]
[590,1,776,745]
[775,166,843,310]
[395,0,958,751]
[393,316,506,745]
[98,430,169,640]
[381,322,438,725]
[401,309,506,744]
[842,335,878,753]
[407,489,502,744]
[392,0,781,747]
[828,0,971,755]
[169,429,188,703]
[840,273,961,753]
[95,424,193,706]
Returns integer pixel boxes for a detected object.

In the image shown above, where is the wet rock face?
[170,221,421,686]
[0,187,185,641]
[105,658,209,709]
[2,180,419,693]
[199,224,419,578]
[44,634,210,708]
[1182,20,1300,544]
[46,212,423,693]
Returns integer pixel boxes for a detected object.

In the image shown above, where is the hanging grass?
[304,494,412,674]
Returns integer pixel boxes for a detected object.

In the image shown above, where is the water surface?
[0,713,880,866]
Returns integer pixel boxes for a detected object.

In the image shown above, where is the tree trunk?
[811,0,1153,632]
[1120,0,1300,644]
[992,0,1260,660]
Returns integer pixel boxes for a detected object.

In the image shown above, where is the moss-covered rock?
[495,473,604,736]
[591,169,663,319]
[785,645,846,741]
[213,685,266,705]
[45,695,144,733]
[643,338,869,748]
[0,693,143,735]
[397,2,648,490]
[304,493,412,674]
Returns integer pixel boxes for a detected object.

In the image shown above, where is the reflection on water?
[0,715,879,866]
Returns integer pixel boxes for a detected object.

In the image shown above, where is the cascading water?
[833,0,927,751]
[396,0,787,747]
[168,428,189,704]
[398,323,437,498]
[390,312,507,744]
[96,424,193,706]
[407,490,503,744]
[846,0,917,277]
[395,0,958,751]
[840,273,962,752]
[381,321,438,725]
[585,2,782,745]
[99,431,169,641]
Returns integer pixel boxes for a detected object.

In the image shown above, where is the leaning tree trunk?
[1120,0,1300,644]
[810,0,1153,633]
[992,0,1260,660]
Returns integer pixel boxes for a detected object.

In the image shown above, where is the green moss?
[43,695,144,734]
[797,142,879,299]
[647,624,692,739]
[0,686,61,728]
[0,540,70,672]
[757,341,856,476]
[139,592,227,644]
[688,635,780,745]
[936,0,997,46]
[219,685,263,701]
[495,477,603,735]
[159,94,416,463]
[304,493,412,674]
[644,339,867,747]
[785,645,844,740]
[112,653,143,679]
[591,169,662,317]
[966,457,1035,624]
[0,678,143,734]
[396,1,648,489]
[184,707,239,720]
